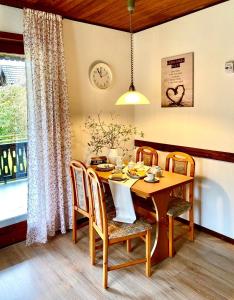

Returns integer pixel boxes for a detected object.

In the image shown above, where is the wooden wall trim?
[0,221,27,248]
[0,32,23,42]
[135,140,234,163]
[0,31,24,55]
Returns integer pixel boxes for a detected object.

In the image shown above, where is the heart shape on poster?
[166,85,185,106]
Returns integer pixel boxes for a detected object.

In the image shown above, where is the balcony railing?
[0,141,27,183]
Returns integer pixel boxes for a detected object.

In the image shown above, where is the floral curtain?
[23,9,72,244]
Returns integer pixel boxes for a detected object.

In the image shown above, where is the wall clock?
[89,62,112,89]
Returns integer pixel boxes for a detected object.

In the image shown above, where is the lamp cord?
[130,11,134,88]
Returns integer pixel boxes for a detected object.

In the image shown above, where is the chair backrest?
[70,160,89,213]
[136,146,158,166]
[165,152,195,199]
[87,168,108,236]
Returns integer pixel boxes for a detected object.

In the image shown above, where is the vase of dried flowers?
[108,148,119,164]
[84,112,144,160]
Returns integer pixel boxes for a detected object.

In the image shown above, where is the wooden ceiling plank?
[0,0,228,32]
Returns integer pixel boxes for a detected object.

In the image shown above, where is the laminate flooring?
[0,223,233,300]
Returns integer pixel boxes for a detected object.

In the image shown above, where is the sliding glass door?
[0,54,28,230]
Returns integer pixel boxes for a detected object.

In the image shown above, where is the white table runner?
[108,178,138,224]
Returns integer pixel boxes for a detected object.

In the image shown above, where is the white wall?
[134,1,234,238]
[0,5,23,33]
[63,20,134,161]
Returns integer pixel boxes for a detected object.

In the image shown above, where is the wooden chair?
[70,160,89,243]
[87,168,152,289]
[132,146,158,250]
[136,146,158,166]
[165,152,195,257]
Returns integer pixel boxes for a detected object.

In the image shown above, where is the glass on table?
[116,156,123,168]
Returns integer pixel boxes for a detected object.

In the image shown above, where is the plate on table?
[108,174,128,181]
[96,164,115,172]
[144,177,160,183]
[127,169,147,179]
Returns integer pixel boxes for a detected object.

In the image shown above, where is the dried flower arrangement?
[84,112,144,157]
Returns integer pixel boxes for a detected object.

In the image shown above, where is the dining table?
[94,167,194,266]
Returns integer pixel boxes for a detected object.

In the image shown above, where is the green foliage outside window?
[0,84,27,144]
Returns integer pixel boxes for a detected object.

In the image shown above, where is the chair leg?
[168,216,174,257]
[103,238,108,289]
[90,224,96,265]
[146,230,151,277]
[189,206,195,241]
[126,239,132,252]
[72,209,77,243]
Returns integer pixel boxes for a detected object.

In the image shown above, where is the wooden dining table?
[94,168,194,266]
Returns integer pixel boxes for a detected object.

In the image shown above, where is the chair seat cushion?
[108,219,152,240]
[167,198,191,217]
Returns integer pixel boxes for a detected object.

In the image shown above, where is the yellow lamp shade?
[115,90,150,105]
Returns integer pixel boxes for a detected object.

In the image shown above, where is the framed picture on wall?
[161,52,194,107]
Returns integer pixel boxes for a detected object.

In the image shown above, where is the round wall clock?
[89,62,112,89]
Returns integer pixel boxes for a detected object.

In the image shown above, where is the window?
[0,32,27,247]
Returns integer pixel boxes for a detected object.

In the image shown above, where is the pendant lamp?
[115,0,150,105]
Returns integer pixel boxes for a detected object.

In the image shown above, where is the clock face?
[90,63,112,89]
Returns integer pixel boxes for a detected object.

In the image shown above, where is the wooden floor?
[0,223,233,300]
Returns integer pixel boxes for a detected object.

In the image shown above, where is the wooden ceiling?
[0,0,228,32]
